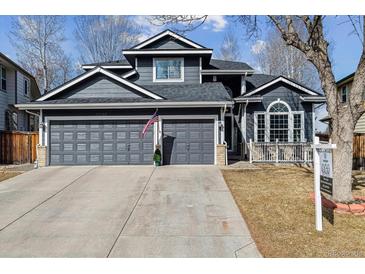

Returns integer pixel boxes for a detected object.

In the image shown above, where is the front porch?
[248,140,313,163]
[225,141,313,164]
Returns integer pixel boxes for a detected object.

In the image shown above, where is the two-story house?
[16,30,325,166]
[0,52,40,131]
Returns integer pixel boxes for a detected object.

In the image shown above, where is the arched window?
[254,99,304,143]
[268,101,290,142]
[268,102,289,113]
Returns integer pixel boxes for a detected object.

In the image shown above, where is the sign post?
[311,136,336,231]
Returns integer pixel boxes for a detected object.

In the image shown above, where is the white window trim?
[254,99,305,143]
[153,57,184,83]
[254,111,266,143]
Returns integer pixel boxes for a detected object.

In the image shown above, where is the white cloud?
[251,40,266,55]
[134,16,164,37]
[205,16,228,32]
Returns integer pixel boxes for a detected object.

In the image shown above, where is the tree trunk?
[330,111,354,202]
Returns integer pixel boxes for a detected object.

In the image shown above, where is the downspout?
[243,100,249,158]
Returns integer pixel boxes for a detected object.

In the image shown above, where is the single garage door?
[49,120,154,165]
[162,119,215,165]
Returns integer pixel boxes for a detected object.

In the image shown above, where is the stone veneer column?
[216,144,227,166]
[36,145,47,167]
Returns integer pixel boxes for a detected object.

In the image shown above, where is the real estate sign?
[319,149,333,195]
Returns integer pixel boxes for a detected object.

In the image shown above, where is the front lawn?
[222,165,365,257]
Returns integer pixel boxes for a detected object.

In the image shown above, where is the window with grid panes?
[257,114,265,142]
[293,113,302,142]
[269,114,289,142]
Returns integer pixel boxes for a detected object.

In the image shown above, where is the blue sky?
[0,15,362,81]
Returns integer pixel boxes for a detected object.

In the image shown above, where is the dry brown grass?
[222,165,365,258]
[0,171,22,182]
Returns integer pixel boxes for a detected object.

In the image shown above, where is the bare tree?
[9,16,71,93]
[152,15,365,202]
[252,28,320,90]
[217,30,242,61]
[74,16,141,64]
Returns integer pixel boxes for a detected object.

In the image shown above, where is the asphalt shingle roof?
[82,59,131,67]
[208,59,253,71]
[28,82,232,105]
[245,74,277,92]
[142,82,231,101]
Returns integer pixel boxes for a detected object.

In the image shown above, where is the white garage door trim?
[157,115,219,165]
[45,115,157,166]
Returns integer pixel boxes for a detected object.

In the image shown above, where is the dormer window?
[153,58,184,82]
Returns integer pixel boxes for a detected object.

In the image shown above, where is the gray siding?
[17,71,31,104]
[143,36,193,49]
[6,70,16,105]
[245,83,314,143]
[16,71,31,130]
[55,75,144,99]
[0,91,7,130]
[135,56,200,85]
[0,67,16,130]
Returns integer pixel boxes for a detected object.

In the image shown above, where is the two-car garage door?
[49,120,154,165]
[49,118,215,166]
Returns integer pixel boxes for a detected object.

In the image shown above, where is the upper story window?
[153,58,184,82]
[24,77,30,96]
[1,65,6,91]
[341,85,348,103]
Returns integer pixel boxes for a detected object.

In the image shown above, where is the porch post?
[275,139,279,163]
[249,138,253,163]
[39,109,43,146]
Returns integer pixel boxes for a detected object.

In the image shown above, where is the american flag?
[140,109,159,138]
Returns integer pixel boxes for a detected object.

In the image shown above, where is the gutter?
[201,69,255,75]
[235,97,263,103]
[15,101,234,110]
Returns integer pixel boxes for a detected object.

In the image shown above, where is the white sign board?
[312,137,336,232]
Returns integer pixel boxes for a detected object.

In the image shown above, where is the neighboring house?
[336,72,365,133]
[320,72,365,133]
[0,52,41,131]
[16,30,325,166]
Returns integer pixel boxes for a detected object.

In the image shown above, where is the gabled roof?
[36,67,163,101]
[130,29,206,50]
[241,75,320,97]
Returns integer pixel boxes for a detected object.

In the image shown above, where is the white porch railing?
[249,139,313,163]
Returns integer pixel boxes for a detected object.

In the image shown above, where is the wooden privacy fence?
[0,131,39,164]
[353,134,365,169]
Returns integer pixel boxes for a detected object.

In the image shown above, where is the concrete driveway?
[0,165,260,257]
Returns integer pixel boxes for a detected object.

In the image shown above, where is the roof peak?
[129,28,206,50]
